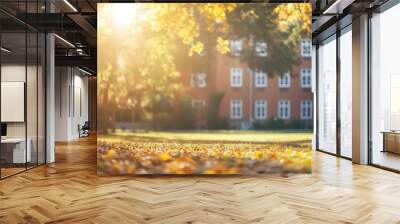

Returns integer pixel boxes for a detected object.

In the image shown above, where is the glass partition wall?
[370,3,400,171]
[0,31,27,177]
[339,27,352,159]
[317,35,337,154]
[315,1,400,172]
[316,26,353,159]
[0,2,46,179]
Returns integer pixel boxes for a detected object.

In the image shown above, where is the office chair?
[79,121,90,138]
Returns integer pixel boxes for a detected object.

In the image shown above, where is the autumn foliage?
[98,138,311,174]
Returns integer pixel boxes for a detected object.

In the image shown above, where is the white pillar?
[45,0,56,163]
[46,32,55,163]
[352,14,369,164]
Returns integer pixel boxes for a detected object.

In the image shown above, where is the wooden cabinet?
[382,132,400,154]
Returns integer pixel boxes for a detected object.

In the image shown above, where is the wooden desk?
[1,138,31,164]
[382,131,400,154]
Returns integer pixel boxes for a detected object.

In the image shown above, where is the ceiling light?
[322,0,355,15]
[1,47,11,53]
[63,0,78,12]
[54,34,75,48]
[323,1,341,14]
[78,67,93,76]
[76,48,86,55]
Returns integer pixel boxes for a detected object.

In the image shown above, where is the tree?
[226,3,311,75]
[97,3,311,133]
[207,91,226,129]
[98,3,236,133]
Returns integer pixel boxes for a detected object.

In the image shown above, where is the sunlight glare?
[112,4,139,28]
[117,54,125,71]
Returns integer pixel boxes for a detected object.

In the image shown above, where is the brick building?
[114,39,313,130]
[187,39,313,129]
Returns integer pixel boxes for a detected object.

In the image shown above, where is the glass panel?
[27,30,38,169]
[38,32,45,165]
[26,0,40,169]
[0,1,46,178]
[340,28,352,158]
[1,30,28,177]
[371,4,400,171]
[318,36,337,154]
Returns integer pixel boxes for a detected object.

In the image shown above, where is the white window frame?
[278,72,291,88]
[278,100,291,120]
[301,39,312,57]
[254,100,267,120]
[230,100,243,119]
[300,68,312,88]
[255,41,268,57]
[191,72,207,88]
[300,100,312,120]
[230,39,242,56]
[192,99,206,109]
[255,70,267,88]
[230,68,243,87]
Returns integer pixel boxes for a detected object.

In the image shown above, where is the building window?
[230,68,243,87]
[255,41,267,57]
[301,100,312,120]
[192,99,206,109]
[255,70,267,88]
[191,72,207,88]
[301,68,312,88]
[230,100,243,119]
[278,72,291,88]
[230,39,242,56]
[301,39,312,57]
[278,100,290,120]
[255,100,267,120]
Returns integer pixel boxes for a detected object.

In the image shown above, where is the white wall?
[55,67,89,141]
[1,64,46,164]
[1,65,35,137]
[1,65,27,142]
[55,67,69,141]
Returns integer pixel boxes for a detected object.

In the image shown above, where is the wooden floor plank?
[0,135,399,223]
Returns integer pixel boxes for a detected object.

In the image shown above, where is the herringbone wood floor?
[1,136,400,224]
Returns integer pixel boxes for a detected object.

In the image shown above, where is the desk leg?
[382,133,386,153]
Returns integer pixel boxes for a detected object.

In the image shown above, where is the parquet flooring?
[0,167,26,178]
[0,135,400,224]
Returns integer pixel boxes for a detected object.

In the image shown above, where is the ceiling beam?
[55,55,96,70]
[67,13,97,39]
[13,13,82,32]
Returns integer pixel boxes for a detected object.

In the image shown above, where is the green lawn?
[107,129,312,143]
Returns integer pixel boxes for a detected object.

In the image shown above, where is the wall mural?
[97,3,312,175]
